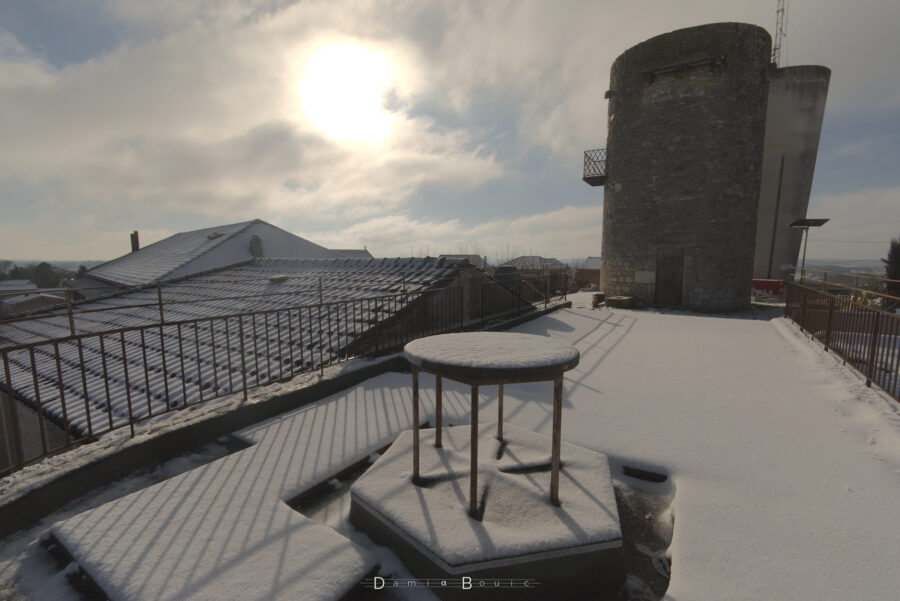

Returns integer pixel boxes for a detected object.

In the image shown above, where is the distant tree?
[77,265,88,277]
[33,262,58,288]
[9,265,27,280]
[883,236,900,309]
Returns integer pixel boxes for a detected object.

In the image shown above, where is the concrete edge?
[0,357,403,541]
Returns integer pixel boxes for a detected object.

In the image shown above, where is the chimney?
[130,231,140,252]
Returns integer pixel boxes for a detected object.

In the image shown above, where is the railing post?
[865,312,881,387]
[157,283,165,324]
[238,316,248,401]
[545,274,549,308]
[824,296,835,352]
[799,287,808,333]
[65,289,76,337]
[459,284,464,330]
[481,282,485,329]
[2,351,25,469]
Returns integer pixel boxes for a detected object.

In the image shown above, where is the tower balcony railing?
[583,148,607,186]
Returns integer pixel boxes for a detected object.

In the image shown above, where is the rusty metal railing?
[0,276,564,476]
[583,148,607,185]
[785,282,900,403]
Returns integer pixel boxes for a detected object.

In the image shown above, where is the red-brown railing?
[0,276,565,476]
[785,282,900,403]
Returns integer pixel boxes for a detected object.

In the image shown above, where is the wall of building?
[1,392,67,473]
[601,23,771,311]
[753,65,831,279]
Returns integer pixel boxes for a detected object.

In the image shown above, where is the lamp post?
[789,218,829,283]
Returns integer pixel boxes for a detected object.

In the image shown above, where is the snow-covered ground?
[2,292,900,600]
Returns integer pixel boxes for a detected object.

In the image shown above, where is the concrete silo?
[600,23,771,311]
[753,65,831,279]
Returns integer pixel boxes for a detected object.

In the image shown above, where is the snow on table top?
[404,332,579,373]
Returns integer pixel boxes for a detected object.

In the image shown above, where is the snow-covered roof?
[85,220,341,287]
[502,256,567,270]
[580,256,603,270]
[0,257,465,437]
[332,249,374,259]
[0,280,38,292]
[17,293,900,601]
[0,292,64,306]
[439,254,486,269]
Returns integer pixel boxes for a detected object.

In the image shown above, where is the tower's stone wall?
[601,23,771,311]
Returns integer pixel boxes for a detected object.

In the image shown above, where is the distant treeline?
[0,260,90,288]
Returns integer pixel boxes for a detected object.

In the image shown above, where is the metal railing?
[0,276,565,476]
[583,148,607,184]
[785,281,900,403]
[792,270,900,311]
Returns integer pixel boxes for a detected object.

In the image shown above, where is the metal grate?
[583,148,607,186]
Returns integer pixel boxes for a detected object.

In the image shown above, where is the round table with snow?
[403,332,580,515]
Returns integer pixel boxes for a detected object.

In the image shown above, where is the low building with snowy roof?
[0,280,65,317]
[74,219,342,297]
[576,256,603,288]
[501,256,569,292]
[439,254,487,269]
[501,256,567,271]
[0,280,38,294]
[0,256,553,471]
[332,249,374,259]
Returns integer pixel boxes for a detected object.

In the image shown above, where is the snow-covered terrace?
[3,293,900,600]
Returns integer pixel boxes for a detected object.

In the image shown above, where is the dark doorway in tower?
[655,248,684,306]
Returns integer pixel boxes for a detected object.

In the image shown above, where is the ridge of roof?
[154,220,257,282]
[85,220,270,287]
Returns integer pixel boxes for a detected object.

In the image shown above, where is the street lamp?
[789,218,829,283]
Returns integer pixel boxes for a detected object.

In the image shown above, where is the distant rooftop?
[439,254,486,269]
[502,256,567,270]
[0,280,38,292]
[85,220,341,287]
[581,257,603,270]
[332,249,374,260]
[1,257,465,439]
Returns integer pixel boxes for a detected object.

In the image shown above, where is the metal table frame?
[408,345,578,517]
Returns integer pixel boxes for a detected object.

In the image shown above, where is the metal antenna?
[772,0,786,65]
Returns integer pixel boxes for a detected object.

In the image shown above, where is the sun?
[297,43,395,143]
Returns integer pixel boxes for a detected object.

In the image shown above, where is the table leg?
[550,376,562,506]
[497,383,504,440]
[435,375,443,448]
[470,384,479,517]
[413,368,420,483]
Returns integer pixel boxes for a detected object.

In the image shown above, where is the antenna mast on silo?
[772,0,786,65]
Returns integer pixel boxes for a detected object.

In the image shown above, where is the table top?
[404,332,579,383]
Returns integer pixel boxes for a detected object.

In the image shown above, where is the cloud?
[2,0,899,264]
[303,204,604,263]
[0,4,505,255]
[806,185,900,260]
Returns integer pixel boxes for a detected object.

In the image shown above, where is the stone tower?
[599,22,772,311]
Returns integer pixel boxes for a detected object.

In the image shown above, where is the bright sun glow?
[298,44,394,143]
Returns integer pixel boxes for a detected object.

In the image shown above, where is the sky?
[0,0,898,265]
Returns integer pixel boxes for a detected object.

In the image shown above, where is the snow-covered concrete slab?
[49,372,439,601]
[28,294,900,601]
[351,423,622,588]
